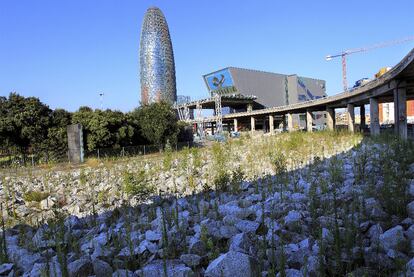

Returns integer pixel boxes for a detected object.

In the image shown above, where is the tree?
[0,93,52,149]
[134,102,179,147]
[72,108,138,152]
[45,109,72,159]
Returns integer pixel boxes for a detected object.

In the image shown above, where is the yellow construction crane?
[326,36,414,92]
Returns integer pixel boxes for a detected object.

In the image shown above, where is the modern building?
[202,67,327,129]
[139,7,177,105]
[203,67,326,107]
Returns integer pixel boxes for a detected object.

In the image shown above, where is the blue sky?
[1,0,413,112]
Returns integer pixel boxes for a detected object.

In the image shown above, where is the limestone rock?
[112,269,136,277]
[277,268,302,277]
[379,225,405,251]
[407,201,414,219]
[284,211,302,226]
[189,238,206,256]
[205,251,259,277]
[92,259,113,277]
[229,232,252,254]
[235,220,260,234]
[0,264,14,275]
[145,230,162,242]
[180,254,201,267]
[138,260,193,277]
[68,258,93,277]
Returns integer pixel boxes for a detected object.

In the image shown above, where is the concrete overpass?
[178,48,414,138]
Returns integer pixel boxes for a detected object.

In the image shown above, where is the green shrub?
[23,191,49,202]
[213,171,231,192]
[163,141,174,171]
[230,166,244,193]
[123,170,155,200]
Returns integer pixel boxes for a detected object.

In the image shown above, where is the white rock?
[139,260,193,277]
[406,257,414,275]
[405,224,414,240]
[277,268,302,277]
[112,269,136,277]
[379,225,405,251]
[407,201,414,219]
[219,202,253,219]
[40,196,56,210]
[205,251,259,277]
[368,224,383,244]
[409,180,414,197]
[145,230,162,241]
[0,264,14,275]
[180,254,201,267]
[321,228,333,243]
[284,211,302,225]
[229,233,252,254]
[235,220,260,234]
[290,193,306,202]
[68,258,93,277]
[92,259,113,277]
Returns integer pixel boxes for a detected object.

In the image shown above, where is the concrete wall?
[295,76,326,101]
[67,124,84,163]
[227,67,326,109]
[229,67,288,108]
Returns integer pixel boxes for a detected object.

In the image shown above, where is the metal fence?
[0,141,197,168]
[0,147,68,168]
[86,141,197,160]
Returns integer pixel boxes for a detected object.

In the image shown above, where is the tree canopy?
[0,93,52,149]
[133,101,179,147]
[0,93,189,158]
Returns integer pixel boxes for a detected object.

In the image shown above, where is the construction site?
[175,36,414,140]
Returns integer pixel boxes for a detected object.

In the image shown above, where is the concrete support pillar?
[326,108,335,131]
[251,117,255,133]
[269,115,274,134]
[370,98,380,136]
[360,105,366,131]
[233,118,238,132]
[306,110,313,132]
[347,103,355,133]
[394,88,407,139]
[287,113,293,132]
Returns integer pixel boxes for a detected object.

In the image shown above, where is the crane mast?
[326,36,414,92]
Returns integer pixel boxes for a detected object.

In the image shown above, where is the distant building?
[177,95,191,105]
[379,101,414,124]
[139,7,177,105]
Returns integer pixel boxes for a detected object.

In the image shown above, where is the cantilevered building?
[203,67,326,108]
[139,7,177,105]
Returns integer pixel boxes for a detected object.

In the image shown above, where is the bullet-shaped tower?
[140,7,177,105]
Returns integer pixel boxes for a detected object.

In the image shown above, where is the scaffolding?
[196,103,205,138]
[214,93,223,135]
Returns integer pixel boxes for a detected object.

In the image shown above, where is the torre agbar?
[139,7,177,105]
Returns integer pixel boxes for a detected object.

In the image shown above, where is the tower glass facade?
[140,7,177,105]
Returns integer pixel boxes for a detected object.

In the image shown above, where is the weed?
[123,170,155,200]
[213,171,231,192]
[0,203,8,263]
[163,141,174,171]
[23,191,49,202]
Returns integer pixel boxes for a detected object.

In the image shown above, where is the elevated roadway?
[179,48,414,138]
